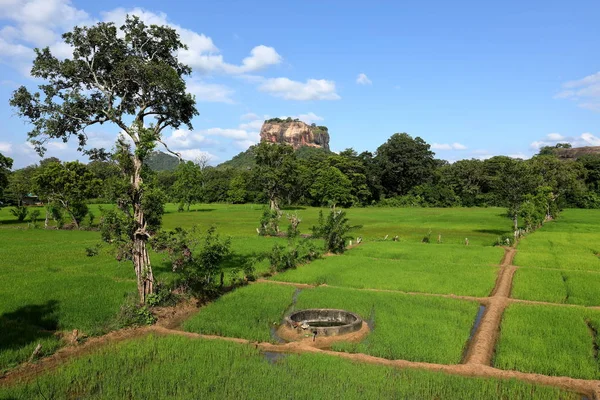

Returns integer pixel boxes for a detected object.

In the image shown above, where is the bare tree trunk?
[44,207,49,229]
[132,155,154,303]
[513,215,518,231]
[270,196,278,211]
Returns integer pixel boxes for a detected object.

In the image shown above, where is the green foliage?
[10,206,28,222]
[113,293,156,328]
[152,226,231,293]
[172,161,203,211]
[254,142,297,210]
[375,133,436,196]
[268,238,321,273]
[33,161,100,228]
[27,208,41,227]
[311,209,360,253]
[310,166,355,208]
[0,152,13,206]
[258,207,280,236]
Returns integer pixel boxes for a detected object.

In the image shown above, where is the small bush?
[113,294,156,328]
[10,206,28,222]
[258,208,280,236]
[28,209,41,227]
[422,229,432,243]
[145,282,179,307]
[311,209,361,254]
[85,244,100,257]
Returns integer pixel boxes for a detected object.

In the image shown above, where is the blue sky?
[1,0,600,168]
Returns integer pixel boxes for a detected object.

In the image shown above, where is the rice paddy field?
[2,204,599,398]
[0,335,579,400]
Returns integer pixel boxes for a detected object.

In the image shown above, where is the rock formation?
[259,118,330,151]
[555,146,600,160]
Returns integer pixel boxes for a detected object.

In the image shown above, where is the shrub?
[10,206,28,222]
[258,208,280,236]
[113,293,156,328]
[28,209,41,227]
[311,209,361,254]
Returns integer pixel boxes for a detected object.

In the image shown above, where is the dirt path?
[463,247,516,366]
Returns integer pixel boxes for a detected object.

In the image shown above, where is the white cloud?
[0,142,13,153]
[356,73,372,85]
[46,141,69,150]
[187,79,235,103]
[431,142,467,151]
[0,4,281,77]
[177,149,218,163]
[239,119,265,131]
[259,78,340,101]
[241,112,259,121]
[556,71,600,111]
[530,132,600,150]
[102,8,281,75]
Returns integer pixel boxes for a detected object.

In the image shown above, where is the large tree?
[9,16,198,302]
[254,142,297,210]
[0,153,13,206]
[173,160,203,211]
[375,133,436,196]
[33,161,100,229]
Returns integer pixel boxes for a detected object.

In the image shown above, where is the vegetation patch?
[272,244,499,297]
[495,303,600,379]
[0,335,579,400]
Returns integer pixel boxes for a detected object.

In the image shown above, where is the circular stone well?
[285,308,362,337]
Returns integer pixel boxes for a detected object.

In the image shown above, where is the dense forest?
[1,132,598,233]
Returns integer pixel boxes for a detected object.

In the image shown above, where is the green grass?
[184,283,480,364]
[0,204,510,372]
[512,268,600,306]
[495,303,600,379]
[1,204,513,245]
[271,242,502,297]
[182,284,296,342]
[514,209,600,271]
[0,335,580,400]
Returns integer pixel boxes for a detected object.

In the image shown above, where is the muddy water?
[461,305,486,363]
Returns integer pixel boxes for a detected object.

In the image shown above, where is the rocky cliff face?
[556,146,600,160]
[259,119,330,151]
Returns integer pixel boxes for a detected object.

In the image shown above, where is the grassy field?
[271,243,502,297]
[495,303,600,379]
[184,283,480,364]
[514,209,600,271]
[511,268,600,306]
[0,335,580,400]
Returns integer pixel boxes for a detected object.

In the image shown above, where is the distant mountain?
[145,151,180,171]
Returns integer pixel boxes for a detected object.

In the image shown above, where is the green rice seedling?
[295,286,480,364]
[0,335,580,400]
[272,251,498,297]
[182,283,296,342]
[495,303,600,379]
[512,268,600,306]
[514,209,600,271]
